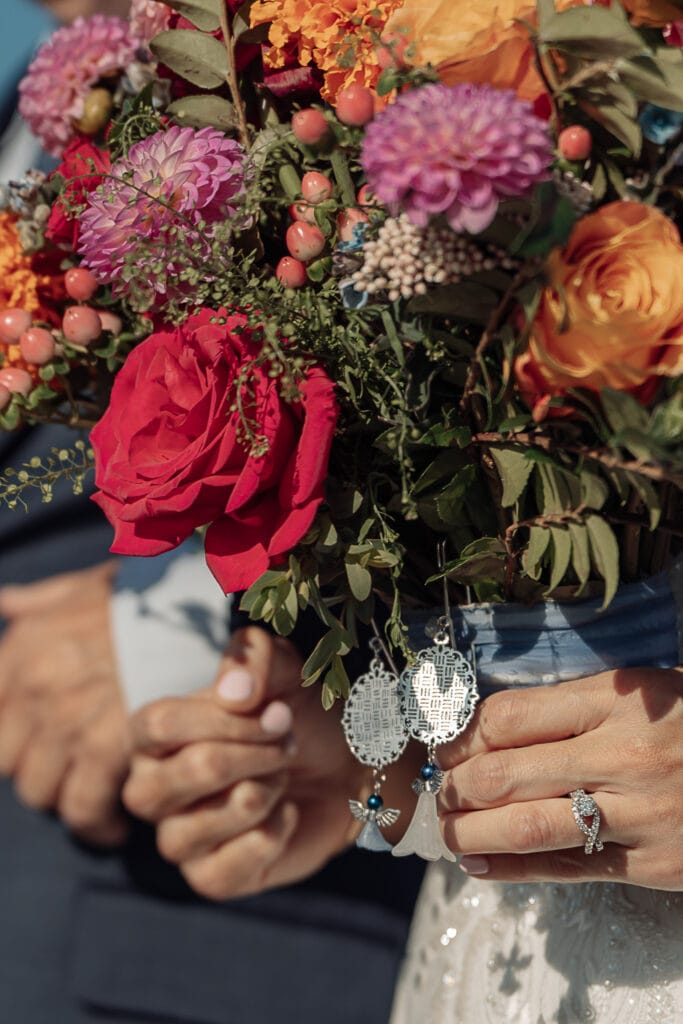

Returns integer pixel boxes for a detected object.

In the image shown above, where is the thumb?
[214,626,303,715]
[0,561,117,618]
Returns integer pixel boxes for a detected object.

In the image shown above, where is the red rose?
[46,137,111,250]
[91,308,338,592]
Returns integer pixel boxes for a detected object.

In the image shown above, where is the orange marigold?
[250,0,404,101]
[0,213,65,377]
[0,213,64,322]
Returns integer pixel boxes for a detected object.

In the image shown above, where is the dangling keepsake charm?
[342,639,409,852]
[392,617,479,862]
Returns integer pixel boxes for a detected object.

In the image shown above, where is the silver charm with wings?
[342,642,408,853]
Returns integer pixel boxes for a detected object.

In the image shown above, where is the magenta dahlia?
[77,126,248,306]
[129,0,173,45]
[18,15,137,158]
[361,83,553,235]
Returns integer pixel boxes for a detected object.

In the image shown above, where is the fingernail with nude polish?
[260,700,294,736]
[217,667,255,703]
[459,855,490,875]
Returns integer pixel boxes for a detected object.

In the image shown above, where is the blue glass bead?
[640,104,683,146]
[367,793,383,811]
[421,763,436,780]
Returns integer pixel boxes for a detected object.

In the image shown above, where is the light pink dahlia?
[129,0,173,45]
[77,126,248,305]
[361,83,553,235]
[18,15,137,158]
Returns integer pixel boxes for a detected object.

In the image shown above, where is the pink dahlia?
[77,126,248,306]
[18,16,136,158]
[361,83,553,234]
[129,0,173,45]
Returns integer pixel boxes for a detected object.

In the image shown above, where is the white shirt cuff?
[111,540,231,712]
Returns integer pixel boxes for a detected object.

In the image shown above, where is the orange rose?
[384,0,586,102]
[515,202,683,415]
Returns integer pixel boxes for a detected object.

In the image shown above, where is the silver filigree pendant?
[342,639,408,852]
[392,621,479,862]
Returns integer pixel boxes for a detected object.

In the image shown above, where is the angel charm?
[411,762,444,796]
[349,799,401,853]
[342,639,409,852]
[392,619,479,862]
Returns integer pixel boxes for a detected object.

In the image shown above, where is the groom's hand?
[0,563,130,845]
[124,626,364,900]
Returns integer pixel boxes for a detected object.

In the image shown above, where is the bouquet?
[1,0,682,707]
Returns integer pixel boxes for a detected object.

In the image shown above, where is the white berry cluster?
[350,214,517,302]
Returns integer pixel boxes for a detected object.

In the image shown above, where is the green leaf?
[586,513,620,609]
[306,257,332,282]
[546,525,572,594]
[616,427,666,463]
[435,538,506,585]
[346,560,373,602]
[591,162,608,202]
[318,517,338,548]
[579,94,642,155]
[435,465,478,525]
[516,278,543,325]
[579,464,609,510]
[160,0,222,31]
[490,446,534,507]
[620,51,683,113]
[271,583,299,636]
[539,3,645,59]
[568,521,590,591]
[538,462,568,514]
[321,654,351,707]
[232,0,271,43]
[497,414,533,434]
[26,384,58,408]
[414,423,472,448]
[150,30,229,90]
[513,190,577,258]
[600,387,648,435]
[522,524,551,580]
[649,389,683,445]
[167,95,235,130]
[302,629,342,685]
[624,470,661,530]
[536,0,557,32]
[412,450,464,496]
[330,486,363,519]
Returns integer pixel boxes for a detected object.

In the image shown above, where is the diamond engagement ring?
[570,789,604,854]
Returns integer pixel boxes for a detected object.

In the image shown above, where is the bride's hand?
[123,626,363,900]
[437,667,683,890]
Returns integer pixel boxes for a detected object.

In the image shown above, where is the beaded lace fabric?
[390,563,683,1023]
[391,866,683,1023]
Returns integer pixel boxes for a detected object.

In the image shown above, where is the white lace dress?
[391,565,683,1024]
[391,867,683,1023]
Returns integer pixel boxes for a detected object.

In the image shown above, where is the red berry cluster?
[277,86,377,289]
[0,267,121,413]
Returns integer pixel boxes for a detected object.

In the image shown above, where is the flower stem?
[330,148,357,209]
[218,4,251,151]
